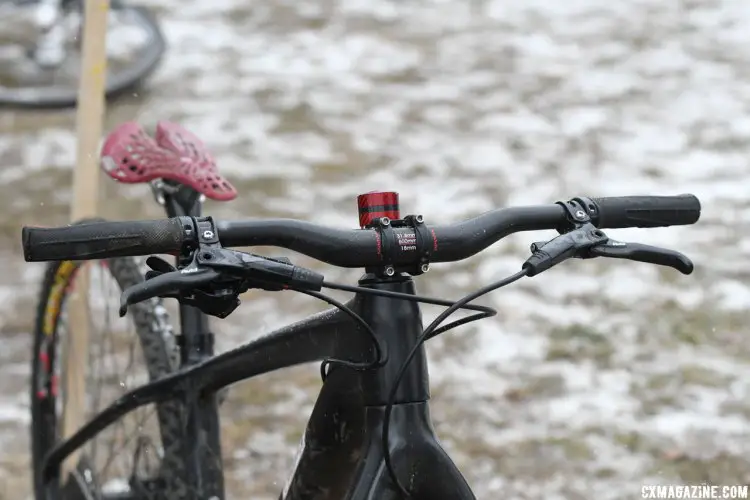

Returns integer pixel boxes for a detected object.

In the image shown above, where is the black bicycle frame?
[43,185,475,500]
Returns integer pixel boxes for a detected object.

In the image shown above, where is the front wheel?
[0,1,166,108]
[29,257,190,499]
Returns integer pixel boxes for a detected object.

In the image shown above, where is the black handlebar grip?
[22,218,189,262]
[589,194,701,229]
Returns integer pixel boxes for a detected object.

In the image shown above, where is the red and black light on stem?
[357,191,400,228]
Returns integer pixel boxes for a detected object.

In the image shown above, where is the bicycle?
[21,120,702,499]
[0,0,165,108]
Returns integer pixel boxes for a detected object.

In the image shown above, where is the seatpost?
[161,182,213,364]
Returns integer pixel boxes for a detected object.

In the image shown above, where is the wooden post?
[61,0,110,477]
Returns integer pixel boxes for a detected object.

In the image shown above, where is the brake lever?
[122,214,325,318]
[526,219,695,277]
[119,267,221,317]
[138,256,245,318]
[523,223,608,276]
[587,240,694,275]
[197,248,324,291]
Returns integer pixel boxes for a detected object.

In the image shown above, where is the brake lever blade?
[119,268,221,317]
[589,241,694,275]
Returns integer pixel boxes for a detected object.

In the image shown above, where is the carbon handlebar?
[21,194,701,266]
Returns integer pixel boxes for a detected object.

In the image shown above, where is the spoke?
[55,263,164,491]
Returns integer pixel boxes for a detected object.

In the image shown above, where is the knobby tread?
[30,256,192,499]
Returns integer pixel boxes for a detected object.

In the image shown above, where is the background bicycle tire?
[0,2,165,109]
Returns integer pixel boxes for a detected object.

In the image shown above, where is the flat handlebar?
[21,194,701,266]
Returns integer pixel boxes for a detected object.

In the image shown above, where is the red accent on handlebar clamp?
[99,121,238,201]
[357,191,400,228]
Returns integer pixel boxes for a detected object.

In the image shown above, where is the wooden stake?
[61,0,110,477]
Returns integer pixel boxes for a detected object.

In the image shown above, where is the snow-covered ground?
[2,0,750,498]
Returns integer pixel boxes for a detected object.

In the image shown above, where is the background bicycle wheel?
[2,1,750,499]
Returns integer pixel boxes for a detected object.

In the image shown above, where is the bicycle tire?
[0,3,166,109]
[29,256,188,499]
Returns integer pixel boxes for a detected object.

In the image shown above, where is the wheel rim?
[38,261,165,494]
[0,5,164,107]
